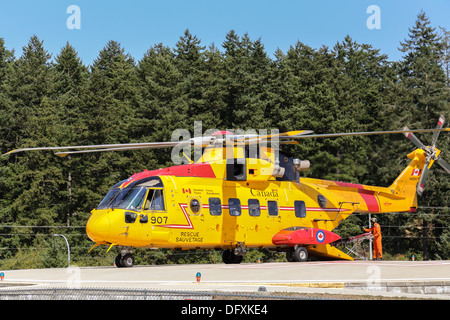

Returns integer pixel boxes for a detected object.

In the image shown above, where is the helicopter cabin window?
[294,200,306,218]
[144,189,165,211]
[248,199,261,217]
[267,200,278,216]
[228,198,241,216]
[209,198,222,216]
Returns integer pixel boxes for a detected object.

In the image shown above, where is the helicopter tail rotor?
[404,115,450,196]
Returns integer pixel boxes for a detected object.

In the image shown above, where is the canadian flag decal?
[411,169,421,176]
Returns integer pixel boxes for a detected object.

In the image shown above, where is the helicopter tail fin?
[389,115,450,200]
[388,148,428,204]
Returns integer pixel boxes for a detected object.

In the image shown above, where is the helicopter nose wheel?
[222,249,244,264]
[115,252,135,268]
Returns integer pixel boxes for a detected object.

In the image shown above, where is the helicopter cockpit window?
[115,187,148,212]
[97,188,120,209]
[144,189,165,211]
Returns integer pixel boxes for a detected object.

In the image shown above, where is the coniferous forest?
[0,12,449,268]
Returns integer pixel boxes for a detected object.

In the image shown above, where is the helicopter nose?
[86,211,111,243]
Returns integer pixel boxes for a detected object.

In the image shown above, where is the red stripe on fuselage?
[335,181,379,212]
[121,163,216,188]
[358,189,380,212]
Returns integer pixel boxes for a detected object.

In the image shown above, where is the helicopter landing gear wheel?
[286,248,295,262]
[293,246,308,262]
[222,249,243,264]
[121,253,134,267]
[115,252,134,268]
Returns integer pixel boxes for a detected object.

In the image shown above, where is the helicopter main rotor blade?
[227,130,314,145]
[54,143,184,157]
[4,127,449,157]
[3,131,314,156]
[288,127,449,140]
[3,141,182,156]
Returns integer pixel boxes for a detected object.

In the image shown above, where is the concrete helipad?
[1,260,450,299]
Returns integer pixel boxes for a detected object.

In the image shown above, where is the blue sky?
[0,0,449,65]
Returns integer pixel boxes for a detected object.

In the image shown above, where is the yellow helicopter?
[5,116,449,267]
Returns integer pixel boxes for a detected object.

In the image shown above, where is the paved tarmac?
[1,260,450,299]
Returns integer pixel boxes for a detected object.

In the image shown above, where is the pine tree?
[175,29,205,77]
[87,41,139,144]
[51,43,91,226]
[0,38,16,259]
[5,36,53,148]
[53,42,89,133]
[395,11,450,260]
[331,36,393,184]
[439,26,450,86]
[0,37,14,157]
[398,11,447,126]
[174,30,210,129]
[84,40,141,201]
[222,31,272,130]
[267,42,334,162]
[137,43,186,167]
[202,43,228,130]
[1,36,67,248]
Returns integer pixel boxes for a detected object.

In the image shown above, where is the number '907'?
[151,216,168,224]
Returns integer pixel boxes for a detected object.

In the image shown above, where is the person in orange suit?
[364,217,382,260]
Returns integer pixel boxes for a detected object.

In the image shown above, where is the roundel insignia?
[316,230,325,243]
